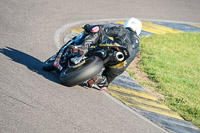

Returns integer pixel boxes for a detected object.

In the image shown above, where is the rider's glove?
[83,24,91,34]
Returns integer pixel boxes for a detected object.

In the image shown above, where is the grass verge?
[130,33,200,127]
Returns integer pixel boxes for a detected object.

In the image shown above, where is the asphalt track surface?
[1,0,200,133]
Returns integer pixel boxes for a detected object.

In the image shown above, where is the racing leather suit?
[81,24,140,87]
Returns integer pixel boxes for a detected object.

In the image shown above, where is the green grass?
[137,33,200,127]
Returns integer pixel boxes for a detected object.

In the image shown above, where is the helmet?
[124,18,142,36]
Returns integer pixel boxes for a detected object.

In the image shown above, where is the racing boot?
[87,75,108,90]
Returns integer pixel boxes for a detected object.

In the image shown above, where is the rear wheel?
[42,55,56,71]
[60,56,103,87]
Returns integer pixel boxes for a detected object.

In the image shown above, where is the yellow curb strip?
[71,27,83,34]
[109,84,157,101]
[115,21,126,25]
[191,24,200,28]
[110,91,183,120]
[142,22,182,34]
[109,90,170,110]
[115,21,183,34]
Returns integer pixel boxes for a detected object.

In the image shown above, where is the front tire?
[60,56,103,87]
[42,55,56,71]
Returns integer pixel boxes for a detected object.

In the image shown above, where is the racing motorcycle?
[42,32,130,87]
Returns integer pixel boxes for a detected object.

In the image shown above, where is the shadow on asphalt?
[0,47,61,84]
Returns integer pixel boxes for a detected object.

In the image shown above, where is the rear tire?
[60,56,103,87]
[42,55,56,71]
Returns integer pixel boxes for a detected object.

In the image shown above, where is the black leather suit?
[81,24,140,87]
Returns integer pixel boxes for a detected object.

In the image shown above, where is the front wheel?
[42,55,56,71]
[60,56,104,87]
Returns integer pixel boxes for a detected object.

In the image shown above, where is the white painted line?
[54,21,82,50]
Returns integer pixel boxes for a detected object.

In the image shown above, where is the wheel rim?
[65,58,94,74]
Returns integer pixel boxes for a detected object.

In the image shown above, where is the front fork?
[53,40,75,71]
[53,52,63,71]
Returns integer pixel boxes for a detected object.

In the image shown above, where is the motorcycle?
[42,32,130,87]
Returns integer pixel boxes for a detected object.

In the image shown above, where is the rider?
[74,17,142,90]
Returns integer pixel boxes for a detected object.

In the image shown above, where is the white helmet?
[124,17,142,36]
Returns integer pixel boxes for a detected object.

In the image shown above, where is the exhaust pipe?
[109,51,124,62]
[116,52,124,61]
